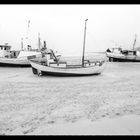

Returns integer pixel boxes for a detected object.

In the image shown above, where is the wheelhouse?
[121,50,137,55]
[0,44,11,57]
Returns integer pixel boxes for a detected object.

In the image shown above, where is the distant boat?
[106,34,140,62]
[29,19,106,76]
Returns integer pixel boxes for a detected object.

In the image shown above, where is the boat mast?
[38,33,41,51]
[82,19,88,67]
[133,34,137,50]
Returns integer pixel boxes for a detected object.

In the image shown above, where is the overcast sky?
[0,4,140,56]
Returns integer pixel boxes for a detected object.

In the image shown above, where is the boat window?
[133,51,136,55]
[128,52,134,55]
[122,51,128,55]
[50,54,54,59]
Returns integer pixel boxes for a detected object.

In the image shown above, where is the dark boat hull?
[0,62,30,67]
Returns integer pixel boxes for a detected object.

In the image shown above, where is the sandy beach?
[0,61,140,135]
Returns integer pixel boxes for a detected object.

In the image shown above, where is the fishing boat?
[0,32,43,67]
[29,19,106,76]
[0,44,41,67]
[0,21,43,67]
[106,34,140,62]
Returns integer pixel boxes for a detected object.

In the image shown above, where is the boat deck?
[30,59,104,69]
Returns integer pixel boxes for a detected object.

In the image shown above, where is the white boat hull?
[106,52,140,62]
[0,51,42,67]
[0,57,30,67]
[29,60,106,76]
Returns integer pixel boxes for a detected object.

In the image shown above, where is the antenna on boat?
[44,41,47,49]
[82,19,88,67]
[133,34,137,50]
[21,38,23,51]
[26,20,31,50]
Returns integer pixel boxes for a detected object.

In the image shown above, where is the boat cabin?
[106,47,138,56]
[10,50,20,58]
[0,44,11,57]
[121,50,137,55]
[106,47,122,53]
